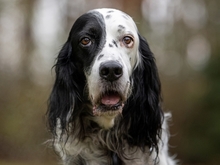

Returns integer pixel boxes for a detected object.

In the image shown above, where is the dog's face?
[68,9,140,128]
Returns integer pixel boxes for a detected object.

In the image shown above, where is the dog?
[47,8,176,165]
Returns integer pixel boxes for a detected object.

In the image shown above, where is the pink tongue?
[101,94,120,105]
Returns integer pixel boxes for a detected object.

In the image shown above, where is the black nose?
[99,61,123,82]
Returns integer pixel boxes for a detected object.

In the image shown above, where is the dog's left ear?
[122,34,163,153]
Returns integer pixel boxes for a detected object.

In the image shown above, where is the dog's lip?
[101,101,122,111]
[92,103,124,116]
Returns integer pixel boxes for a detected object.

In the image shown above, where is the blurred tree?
[184,55,220,164]
[0,0,51,162]
[19,0,36,80]
[122,0,142,22]
[181,0,220,164]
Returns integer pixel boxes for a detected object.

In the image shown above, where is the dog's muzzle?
[92,61,125,116]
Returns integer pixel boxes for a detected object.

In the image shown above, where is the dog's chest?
[57,135,152,165]
[57,136,111,164]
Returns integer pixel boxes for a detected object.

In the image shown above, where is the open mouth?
[92,91,124,116]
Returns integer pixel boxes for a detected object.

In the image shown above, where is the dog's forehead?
[94,8,132,20]
[89,8,138,32]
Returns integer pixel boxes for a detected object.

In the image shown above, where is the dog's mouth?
[92,91,124,116]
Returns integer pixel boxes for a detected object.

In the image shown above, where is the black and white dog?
[47,8,176,165]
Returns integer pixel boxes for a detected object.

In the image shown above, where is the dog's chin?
[91,91,125,129]
[92,91,125,117]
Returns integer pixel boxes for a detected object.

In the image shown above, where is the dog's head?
[71,9,140,115]
[48,8,163,150]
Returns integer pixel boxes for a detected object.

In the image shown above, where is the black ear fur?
[122,34,164,153]
[47,40,85,135]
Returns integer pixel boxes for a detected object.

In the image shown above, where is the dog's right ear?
[47,40,85,136]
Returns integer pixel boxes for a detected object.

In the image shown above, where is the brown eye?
[123,36,134,48]
[80,37,91,46]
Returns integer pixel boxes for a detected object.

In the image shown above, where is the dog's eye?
[123,36,134,48]
[80,37,91,46]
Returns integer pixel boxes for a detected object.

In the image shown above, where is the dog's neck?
[92,114,120,129]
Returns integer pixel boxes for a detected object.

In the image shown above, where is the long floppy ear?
[122,34,164,153]
[47,40,85,135]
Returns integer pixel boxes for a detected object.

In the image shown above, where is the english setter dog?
[47,8,176,165]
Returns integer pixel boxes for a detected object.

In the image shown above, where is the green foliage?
[184,54,220,163]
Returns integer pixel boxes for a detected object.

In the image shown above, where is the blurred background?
[0,0,219,164]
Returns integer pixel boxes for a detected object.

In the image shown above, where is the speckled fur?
[47,8,176,165]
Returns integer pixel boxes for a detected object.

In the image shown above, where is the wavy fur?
[47,8,175,165]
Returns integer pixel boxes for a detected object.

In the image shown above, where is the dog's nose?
[99,61,123,82]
